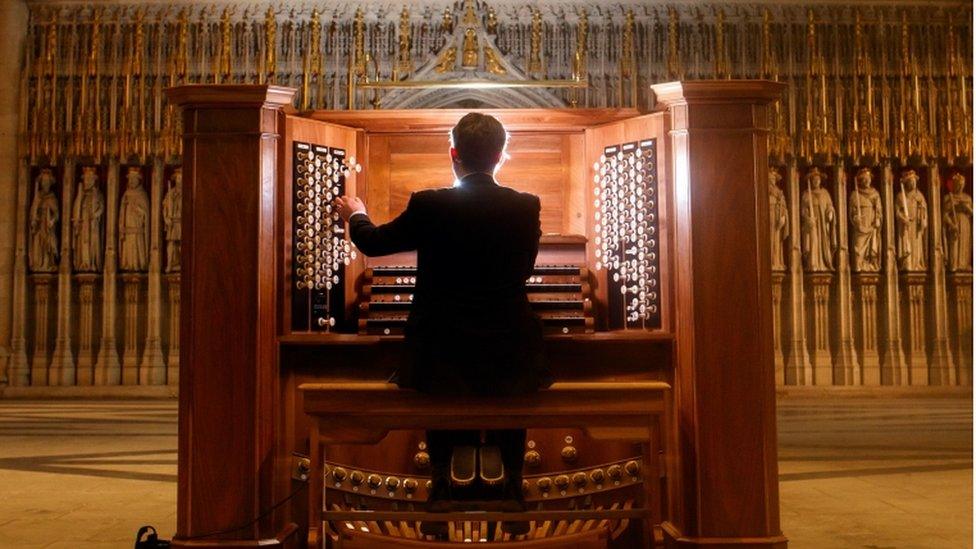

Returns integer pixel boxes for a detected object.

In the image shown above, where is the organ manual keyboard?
[358,238,595,336]
[165,80,788,549]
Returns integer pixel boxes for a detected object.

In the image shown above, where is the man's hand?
[333,195,366,222]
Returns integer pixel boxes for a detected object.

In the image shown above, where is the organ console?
[166,80,788,548]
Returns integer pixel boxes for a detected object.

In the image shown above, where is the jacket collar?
[457,172,497,187]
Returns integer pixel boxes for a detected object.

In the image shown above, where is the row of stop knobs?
[325,459,641,498]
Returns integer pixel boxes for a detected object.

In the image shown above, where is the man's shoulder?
[407,188,445,206]
[495,185,540,206]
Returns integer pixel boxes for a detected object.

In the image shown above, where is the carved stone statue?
[462,28,478,68]
[895,169,928,271]
[848,167,882,272]
[72,166,104,272]
[485,47,507,76]
[800,167,837,272]
[162,168,183,272]
[435,46,457,73]
[768,168,789,271]
[943,171,973,272]
[119,167,150,272]
[29,168,59,272]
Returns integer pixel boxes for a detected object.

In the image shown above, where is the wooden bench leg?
[642,422,661,548]
[309,421,323,549]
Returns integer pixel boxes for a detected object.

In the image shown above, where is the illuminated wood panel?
[365,131,585,236]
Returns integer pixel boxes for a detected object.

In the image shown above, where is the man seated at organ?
[334,113,552,536]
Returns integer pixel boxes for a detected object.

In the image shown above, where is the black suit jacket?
[349,173,552,396]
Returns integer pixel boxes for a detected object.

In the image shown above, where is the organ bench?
[165,80,788,549]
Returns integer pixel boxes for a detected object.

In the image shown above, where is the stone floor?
[0,395,970,548]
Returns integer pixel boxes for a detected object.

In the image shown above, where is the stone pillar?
[50,161,76,385]
[853,273,882,385]
[832,165,861,385]
[901,273,929,385]
[121,273,142,385]
[805,273,833,385]
[948,273,973,385]
[771,272,786,384]
[783,162,812,385]
[165,272,180,386]
[879,163,908,384]
[653,80,787,549]
[30,273,55,385]
[0,0,29,384]
[141,158,166,385]
[95,159,121,385]
[75,273,99,385]
[8,158,30,386]
[925,165,955,385]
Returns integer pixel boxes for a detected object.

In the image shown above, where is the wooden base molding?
[170,523,300,549]
[662,523,788,549]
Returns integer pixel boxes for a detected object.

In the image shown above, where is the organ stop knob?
[367,474,382,490]
[572,472,588,488]
[590,468,605,484]
[349,470,364,486]
[625,460,641,477]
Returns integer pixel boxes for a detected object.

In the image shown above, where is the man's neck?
[457,168,494,180]
[454,170,496,188]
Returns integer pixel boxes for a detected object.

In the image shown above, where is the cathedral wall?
[0,0,28,378]
[0,0,972,391]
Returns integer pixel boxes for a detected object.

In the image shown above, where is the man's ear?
[450,147,461,163]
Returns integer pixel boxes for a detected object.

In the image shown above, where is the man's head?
[450,113,509,178]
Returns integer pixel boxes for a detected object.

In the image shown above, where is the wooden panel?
[584,114,671,333]
[307,108,642,133]
[164,84,296,545]
[281,115,362,332]
[653,80,787,548]
[363,131,581,235]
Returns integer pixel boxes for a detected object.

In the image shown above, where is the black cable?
[183,481,308,540]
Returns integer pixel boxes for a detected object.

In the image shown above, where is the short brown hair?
[450,113,508,172]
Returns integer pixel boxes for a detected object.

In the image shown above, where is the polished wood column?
[165,84,297,548]
[652,81,788,549]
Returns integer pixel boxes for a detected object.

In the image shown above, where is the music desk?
[299,381,672,548]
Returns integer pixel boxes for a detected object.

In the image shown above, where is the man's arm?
[335,193,422,257]
[522,195,542,280]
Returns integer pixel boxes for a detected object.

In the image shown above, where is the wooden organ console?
[166,80,788,549]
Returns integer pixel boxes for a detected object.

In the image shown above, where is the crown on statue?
[805,166,827,180]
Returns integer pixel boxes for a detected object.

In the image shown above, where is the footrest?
[323,509,651,522]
